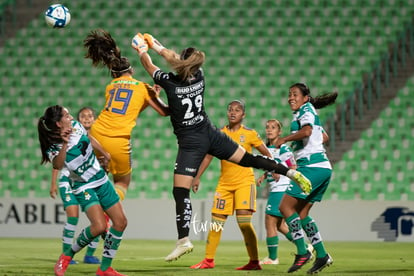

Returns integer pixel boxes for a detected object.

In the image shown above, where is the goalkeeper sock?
[173,187,192,239]
[238,152,289,175]
[302,216,327,258]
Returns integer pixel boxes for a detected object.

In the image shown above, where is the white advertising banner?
[0,198,413,241]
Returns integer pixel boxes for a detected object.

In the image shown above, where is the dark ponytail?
[38,105,64,164]
[290,83,338,109]
[83,29,132,78]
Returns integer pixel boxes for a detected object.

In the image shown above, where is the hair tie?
[42,119,51,131]
[111,66,132,73]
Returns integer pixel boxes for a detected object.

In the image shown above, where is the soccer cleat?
[190,258,215,269]
[69,259,78,265]
[84,255,101,264]
[290,171,312,195]
[236,260,262,270]
[96,267,127,276]
[307,253,333,274]
[54,254,72,276]
[165,238,194,262]
[287,251,313,273]
[259,256,279,265]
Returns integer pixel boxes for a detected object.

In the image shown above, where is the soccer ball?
[44,4,71,28]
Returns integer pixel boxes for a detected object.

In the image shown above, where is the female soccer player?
[83,29,169,201]
[275,83,337,274]
[38,105,127,276]
[190,100,270,270]
[131,33,312,262]
[49,107,102,265]
[257,119,297,265]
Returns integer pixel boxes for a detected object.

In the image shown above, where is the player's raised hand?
[131,32,149,56]
[144,33,165,54]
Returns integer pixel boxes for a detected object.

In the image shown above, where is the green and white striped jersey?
[47,121,109,194]
[267,144,295,192]
[290,102,331,169]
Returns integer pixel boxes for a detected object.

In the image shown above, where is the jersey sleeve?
[298,105,315,128]
[250,129,265,148]
[279,144,296,166]
[153,69,171,85]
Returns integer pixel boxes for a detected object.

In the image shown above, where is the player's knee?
[112,215,128,232]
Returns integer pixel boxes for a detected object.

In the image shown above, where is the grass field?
[0,239,413,275]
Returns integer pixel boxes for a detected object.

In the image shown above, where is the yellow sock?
[237,214,259,260]
[205,215,226,259]
[114,185,127,201]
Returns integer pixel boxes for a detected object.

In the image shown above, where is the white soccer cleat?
[165,237,194,262]
[259,256,279,265]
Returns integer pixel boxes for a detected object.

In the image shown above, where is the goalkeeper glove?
[131,33,148,56]
[144,33,165,54]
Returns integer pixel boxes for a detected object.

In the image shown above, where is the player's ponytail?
[84,29,132,77]
[290,83,338,109]
[37,105,64,164]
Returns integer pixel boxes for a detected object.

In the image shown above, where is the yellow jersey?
[218,125,264,186]
[92,76,151,137]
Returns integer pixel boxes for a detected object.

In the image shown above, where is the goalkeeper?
[131,33,312,262]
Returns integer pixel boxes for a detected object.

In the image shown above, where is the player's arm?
[143,33,180,62]
[145,83,170,116]
[140,52,160,77]
[131,33,160,77]
[322,129,329,144]
[50,169,59,199]
[255,143,272,158]
[276,125,312,148]
[53,142,68,170]
[192,154,214,193]
[89,134,111,171]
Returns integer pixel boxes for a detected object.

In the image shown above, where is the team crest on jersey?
[84,191,91,200]
[239,135,245,143]
[72,126,83,135]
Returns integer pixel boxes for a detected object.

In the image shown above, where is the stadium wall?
[0,198,413,242]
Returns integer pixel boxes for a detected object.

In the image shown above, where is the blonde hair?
[164,48,205,81]
[265,119,283,146]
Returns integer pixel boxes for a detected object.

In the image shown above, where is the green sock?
[62,217,78,254]
[266,236,279,260]
[69,227,95,257]
[301,216,327,258]
[101,227,124,271]
[286,213,307,255]
[284,231,293,242]
[85,236,100,256]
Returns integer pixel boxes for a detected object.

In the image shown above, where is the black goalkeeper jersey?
[153,68,210,135]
